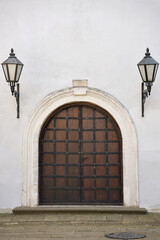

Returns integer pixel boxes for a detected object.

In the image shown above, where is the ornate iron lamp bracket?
[142,82,148,117]
[13,84,20,118]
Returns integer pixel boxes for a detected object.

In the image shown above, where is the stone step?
[13,206,147,214]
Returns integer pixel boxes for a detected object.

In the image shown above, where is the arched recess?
[22,87,138,207]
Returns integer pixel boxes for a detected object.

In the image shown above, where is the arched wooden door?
[39,103,123,205]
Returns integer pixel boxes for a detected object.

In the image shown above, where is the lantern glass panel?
[2,64,9,81]
[146,64,155,82]
[154,64,159,80]
[8,64,16,81]
[139,65,146,82]
[16,65,23,82]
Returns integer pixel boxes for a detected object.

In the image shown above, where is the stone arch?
[22,86,138,207]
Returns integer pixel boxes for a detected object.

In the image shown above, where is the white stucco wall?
[0,0,160,210]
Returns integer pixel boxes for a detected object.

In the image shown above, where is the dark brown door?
[39,103,123,205]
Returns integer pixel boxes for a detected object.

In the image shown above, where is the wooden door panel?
[108,131,118,141]
[95,119,106,129]
[95,131,106,141]
[68,131,79,141]
[83,166,94,176]
[47,119,54,128]
[109,178,119,188]
[108,166,119,176]
[108,142,119,152]
[56,154,66,164]
[96,166,106,176]
[56,110,66,118]
[95,154,106,164]
[109,190,120,201]
[43,166,54,176]
[68,190,80,202]
[68,166,79,176]
[83,143,94,153]
[83,154,94,164]
[84,190,94,201]
[68,143,79,153]
[82,107,93,117]
[43,130,54,140]
[56,131,66,141]
[42,178,54,189]
[56,119,66,129]
[56,143,66,152]
[41,189,54,202]
[68,154,79,164]
[96,190,107,201]
[39,103,122,205]
[83,121,93,130]
[68,106,78,117]
[43,154,54,164]
[68,119,79,129]
[107,119,115,129]
[56,190,67,201]
[96,178,106,188]
[68,178,80,188]
[43,142,53,152]
[83,131,93,141]
[56,166,66,176]
[108,154,119,164]
[83,178,94,188]
[95,143,106,152]
[56,178,66,188]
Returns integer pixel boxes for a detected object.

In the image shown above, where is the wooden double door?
[39,103,123,205]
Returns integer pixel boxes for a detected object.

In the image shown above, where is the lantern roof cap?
[138,48,159,66]
[2,48,23,65]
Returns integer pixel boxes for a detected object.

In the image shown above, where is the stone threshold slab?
[13,206,147,214]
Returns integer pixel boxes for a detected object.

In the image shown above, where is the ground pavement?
[0,212,160,240]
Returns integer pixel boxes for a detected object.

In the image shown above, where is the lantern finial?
[145,48,150,57]
[10,48,15,57]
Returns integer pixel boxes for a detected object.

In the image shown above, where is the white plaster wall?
[0,0,160,209]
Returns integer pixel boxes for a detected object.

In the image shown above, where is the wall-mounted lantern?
[1,48,24,118]
[137,48,159,117]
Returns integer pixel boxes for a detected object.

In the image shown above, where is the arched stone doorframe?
[22,86,138,207]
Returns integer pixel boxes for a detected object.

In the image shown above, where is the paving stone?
[59,214,76,221]
[44,214,60,221]
[106,214,123,221]
[11,215,29,222]
[0,212,159,239]
[27,214,45,221]
[91,214,107,221]
[0,217,12,223]
[75,214,91,221]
